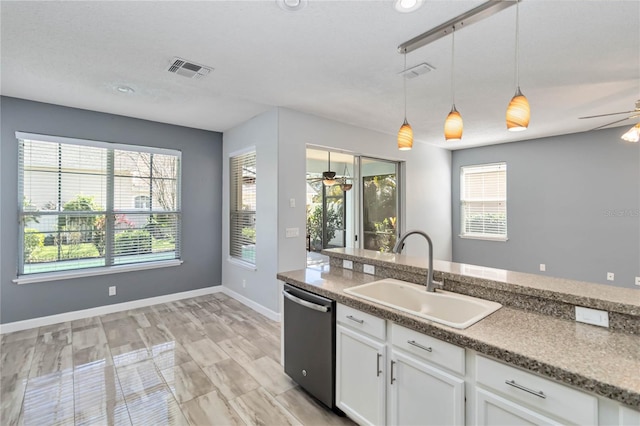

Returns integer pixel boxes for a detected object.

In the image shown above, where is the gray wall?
[0,96,223,324]
[452,126,640,288]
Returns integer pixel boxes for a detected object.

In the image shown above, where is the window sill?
[458,234,509,242]
[13,259,183,285]
[227,257,257,271]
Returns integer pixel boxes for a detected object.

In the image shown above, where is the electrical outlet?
[635,277,640,286]
[363,264,375,275]
[285,227,299,238]
[343,260,353,270]
[575,306,609,328]
[289,198,296,208]
[607,272,614,281]
[109,286,116,296]
[242,279,246,288]
[539,263,546,272]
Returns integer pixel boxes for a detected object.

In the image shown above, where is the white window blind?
[230,151,256,265]
[460,162,507,240]
[17,132,181,276]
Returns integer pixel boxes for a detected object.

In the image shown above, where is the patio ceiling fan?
[307,152,353,191]
[579,99,640,132]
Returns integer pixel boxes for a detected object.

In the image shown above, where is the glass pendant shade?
[506,87,530,131]
[444,106,463,141]
[397,119,413,150]
[621,124,640,142]
[322,171,337,186]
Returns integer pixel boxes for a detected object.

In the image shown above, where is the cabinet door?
[475,388,562,426]
[336,324,386,426]
[389,349,464,426]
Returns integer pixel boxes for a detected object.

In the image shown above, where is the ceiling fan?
[307,152,353,191]
[579,99,640,130]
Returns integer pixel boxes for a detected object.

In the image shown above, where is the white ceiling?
[1,1,638,150]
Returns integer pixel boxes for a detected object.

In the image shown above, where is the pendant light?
[322,152,337,186]
[444,26,463,141]
[339,164,353,191]
[621,123,640,143]
[506,0,530,132]
[397,51,413,150]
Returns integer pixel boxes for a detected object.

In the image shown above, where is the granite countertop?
[325,248,640,316]
[277,266,640,409]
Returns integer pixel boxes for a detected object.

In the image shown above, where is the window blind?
[460,162,507,239]
[17,132,181,275]
[230,151,257,265]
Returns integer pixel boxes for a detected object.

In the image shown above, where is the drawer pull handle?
[376,353,382,377]
[346,315,364,324]
[408,340,432,352]
[390,360,396,384]
[505,380,546,399]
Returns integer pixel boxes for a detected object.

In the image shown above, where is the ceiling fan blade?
[578,110,634,119]
[588,116,632,131]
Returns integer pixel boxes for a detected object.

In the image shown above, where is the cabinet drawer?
[391,324,465,375]
[476,355,597,425]
[337,304,386,340]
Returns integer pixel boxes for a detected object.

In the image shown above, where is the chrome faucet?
[392,230,442,292]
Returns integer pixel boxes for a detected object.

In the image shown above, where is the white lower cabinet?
[389,348,465,426]
[336,324,386,425]
[475,388,562,426]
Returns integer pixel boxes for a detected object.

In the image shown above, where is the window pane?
[18,135,181,276]
[230,151,256,265]
[461,163,507,239]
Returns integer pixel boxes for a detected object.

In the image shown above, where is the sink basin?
[344,278,501,329]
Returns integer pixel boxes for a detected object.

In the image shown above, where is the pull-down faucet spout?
[392,230,442,292]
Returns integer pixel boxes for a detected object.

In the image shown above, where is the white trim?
[15,131,182,157]
[226,257,257,271]
[222,286,281,322]
[0,286,222,334]
[458,234,509,242]
[13,260,184,285]
[228,145,257,159]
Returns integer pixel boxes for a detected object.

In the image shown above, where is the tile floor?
[0,293,354,426]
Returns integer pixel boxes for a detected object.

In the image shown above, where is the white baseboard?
[222,286,281,322]
[0,286,223,334]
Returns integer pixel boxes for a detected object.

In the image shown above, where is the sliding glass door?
[360,157,401,252]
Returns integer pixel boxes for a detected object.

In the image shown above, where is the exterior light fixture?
[444,26,463,141]
[398,52,413,151]
[621,124,640,142]
[506,0,530,131]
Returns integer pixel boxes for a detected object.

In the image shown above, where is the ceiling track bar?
[397,0,517,54]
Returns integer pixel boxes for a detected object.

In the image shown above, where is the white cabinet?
[336,304,465,426]
[475,388,562,426]
[389,348,465,426]
[336,306,386,426]
[475,355,598,426]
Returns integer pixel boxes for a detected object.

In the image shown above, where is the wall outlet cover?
[285,227,299,238]
[575,306,609,328]
[539,263,546,272]
[607,272,614,281]
[635,277,640,286]
[108,286,116,296]
[343,260,353,270]
[363,264,375,275]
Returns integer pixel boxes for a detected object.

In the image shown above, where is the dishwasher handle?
[282,289,330,313]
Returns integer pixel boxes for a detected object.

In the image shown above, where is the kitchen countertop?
[324,248,640,316]
[277,265,640,409]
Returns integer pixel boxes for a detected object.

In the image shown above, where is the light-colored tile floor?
[0,293,354,426]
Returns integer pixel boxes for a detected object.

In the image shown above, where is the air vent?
[399,62,435,79]
[167,57,212,79]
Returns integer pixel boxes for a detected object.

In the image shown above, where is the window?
[17,132,181,276]
[134,195,150,209]
[230,150,256,265]
[460,162,507,240]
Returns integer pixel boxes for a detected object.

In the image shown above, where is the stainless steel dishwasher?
[282,283,336,410]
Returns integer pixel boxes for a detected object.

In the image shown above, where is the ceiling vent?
[167,57,212,79]
[399,62,435,79]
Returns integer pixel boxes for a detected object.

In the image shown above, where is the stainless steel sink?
[344,278,501,329]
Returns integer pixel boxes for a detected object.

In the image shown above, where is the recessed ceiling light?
[394,0,423,13]
[277,0,307,12]
[115,85,135,94]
